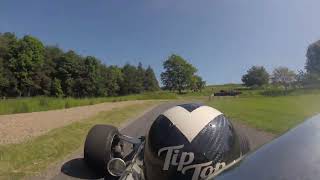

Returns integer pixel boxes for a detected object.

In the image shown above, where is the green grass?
[178,83,320,99]
[0,101,160,179]
[184,85,320,135]
[176,84,244,97]
[0,92,176,115]
[206,94,320,134]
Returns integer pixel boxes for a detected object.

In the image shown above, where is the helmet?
[143,103,249,180]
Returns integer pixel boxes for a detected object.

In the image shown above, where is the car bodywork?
[213,114,320,180]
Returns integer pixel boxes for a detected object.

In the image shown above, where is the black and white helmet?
[143,103,249,180]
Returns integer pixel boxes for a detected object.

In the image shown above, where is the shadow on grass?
[61,158,104,179]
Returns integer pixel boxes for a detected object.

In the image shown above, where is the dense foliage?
[0,32,159,97]
[161,54,205,93]
[242,66,270,87]
[271,67,296,90]
[240,40,320,90]
[302,40,320,88]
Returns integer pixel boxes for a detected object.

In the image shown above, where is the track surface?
[28,102,274,180]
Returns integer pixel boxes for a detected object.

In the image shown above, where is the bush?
[261,89,294,97]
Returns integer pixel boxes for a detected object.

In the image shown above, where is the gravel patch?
[0,100,149,145]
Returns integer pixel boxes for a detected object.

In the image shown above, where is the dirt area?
[0,100,149,145]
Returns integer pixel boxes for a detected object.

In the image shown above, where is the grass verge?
[0,92,176,115]
[207,94,320,134]
[0,101,160,179]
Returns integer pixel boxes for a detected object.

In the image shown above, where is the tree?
[120,64,143,95]
[0,58,9,96]
[137,62,145,90]
[144,66,160,91]
[44,45,63,78]
[0,32,17,60]
[296,70,320,88]
[8,35,45,96]
[304,40,320,87]
[51,78,64,97]
[80,56,100,97]
[70,56,102,98]
[242,66,269,87]
[37,46,64,96]
[104,66,123,96]
[189,75,206,92]
[271,67,296,90]
[0,33,19,96]
[54,50,81,96]
[196,78,206,92]
[0,32,162,97]
[161,54,197,93]
[306,40,320,76]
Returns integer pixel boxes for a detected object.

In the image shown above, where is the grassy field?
[0,92,176,115]
[184,83,320,97]
[180,84,320,135]
[207,94,320,134]
[1,83,320,179]
[0,101,160,179]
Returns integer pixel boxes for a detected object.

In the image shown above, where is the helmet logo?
[158,145,226,180]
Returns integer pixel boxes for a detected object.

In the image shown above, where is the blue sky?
[1,0,320,84]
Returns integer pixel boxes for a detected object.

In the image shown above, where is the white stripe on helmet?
[162,106,222,142]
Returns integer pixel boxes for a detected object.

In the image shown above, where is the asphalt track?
[29,101,273,180]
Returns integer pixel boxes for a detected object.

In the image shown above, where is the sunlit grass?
[207,94,320,134]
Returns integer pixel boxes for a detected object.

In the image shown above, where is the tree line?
[241,40,320,89]
[0,32,159,97]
